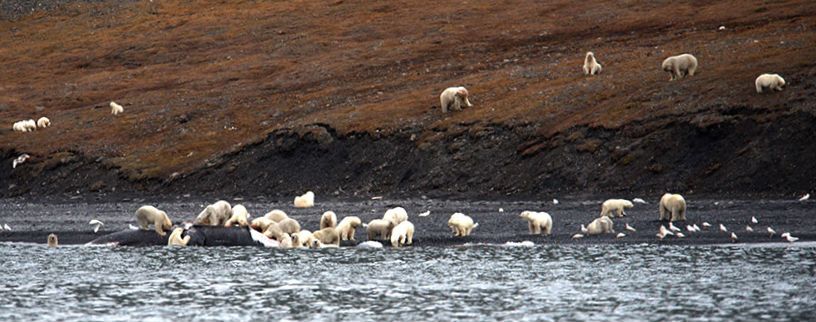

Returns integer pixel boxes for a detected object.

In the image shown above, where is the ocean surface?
[1,242,815,321]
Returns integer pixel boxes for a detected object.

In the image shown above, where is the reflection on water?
[0,243,814,321]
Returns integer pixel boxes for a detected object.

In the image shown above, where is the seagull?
[3,224,10,231]
[371,196,383,200]
[692,224,701,231]
[676,232,686,238]
[767,227,776,237]
[632,198,647,204]
[751,216,758,224]
[669,222,681,232]
[686,225,696,232]
[745,225,753,232]
[616,232,626,239]
[719,224,728,232]
[89,220,104,233]
[658,225,674,238]
[785,234,799,243]
[580,224,588,234]
[702,222,712,229]
[128,224,139,230]
[625,223,636,232]
[418,211,430,217]
[12,154,30,169]
[572,233,584,239]
[781,232,791,239]
[498,208,504,213]
[731,232,738,242]
[799,193,810,201]
[552,199,559,205]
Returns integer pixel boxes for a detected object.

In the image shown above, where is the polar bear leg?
[453,97,462,111]
[154,219,167,236]
[545,223,551,235]
[756,83,764,93]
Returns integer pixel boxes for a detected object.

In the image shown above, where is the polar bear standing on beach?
[600,199,634,218]
[383,207,408,227]
[194,200,232,226]
[167,228,190,246]
[583,52,602,75]
[661,54,698,81]
[320,211,338,229]
[390,221,415,248]
[311,227,341,247]
[224,204,250,227]
[448,213,478,237]
[755,74,785,93]
[519,211,552,235]
[294,191,315,208]
[135,205,173,236]
[659,193,687,221]
[336,216,362,241]
[439,86,473,113]
[47,233,58,248]
[366,219,393,240]
[586,216,614,235]
[292,230,314,248]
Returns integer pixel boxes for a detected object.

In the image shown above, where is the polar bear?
[278,233,293,249]
[262,222,285,241]
[583,52,602,75]
[320,211,338,229]
[586,216,614,235]
[47,233,58,248]
[23,120,36,131]
[519,211,552,235]
[366,219,393,240]
[135,205,173,236]
[277,218,301,235]
[12,121,24,132]
[661,54,698,81]
[292,230,314,248]
[264,209,289,222]
[250,217,275,232]
[600,199,634,218]
[167,228,190,246]
[390,221,415,248]
[36,117,50,128]
[755,73,785,93]
[659,193,687,221]
[336,216,362,241]
[194,200,232,226]
[311,227,340,247]
[110,101,124,115]
[382,207,408,227]
[448,213,478,237]
[294,191,315,208]
[439,86,473,113]
[224,204,250,227]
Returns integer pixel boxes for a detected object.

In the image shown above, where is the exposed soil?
[0,1,815,198]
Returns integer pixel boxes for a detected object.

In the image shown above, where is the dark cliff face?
[1,1,815,198]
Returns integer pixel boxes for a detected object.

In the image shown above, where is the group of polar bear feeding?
[441,52,786,113]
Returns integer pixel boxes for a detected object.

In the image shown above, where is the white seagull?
[616,232,626,239]
[572,233,584,239]
[719,224,728,233]
[751,216,758,224]
[625,223,636,232]
[89,220,104,233]
[731,232,738,242]
[799,194,810,202]
[702,222,712,229]
[3,224,10,231]
[498,208,504,213]
[676,232,686,238]
[580,224,588,234]
[686,225,696,232]
[767,227,776,237]
[418,211,430,217]
[632,198,647,204]
[128,224,139,230]
[785,234,799,243]
[669,222,681,232]
[552,199,559,205]
[745,225,753,232]
[12,154,30,169]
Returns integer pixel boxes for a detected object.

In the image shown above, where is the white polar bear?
[194,200,232,226]
[383,207,409,227]
[366,219,393,240]
[586,216,614,235]
[36,117,50,128]
[755,74,785,93]
[448,213,478,237]
[291,230,314,248]
[24,120,36,131]
[110,101,124,115]
[519,211,552,235]
[264,209,289,222]
[390,221,415,248]
[167,228,190,246]
[661,54,698,81]
[250,217,275,232]
[294,191,315,208]
[600,199,634,218]
[277,218,301,235]
[583,52,602,75]
[278,233,293,249]
[135,205,173,236]
[439,86,473,113]
[12,121,24,132]
[659,193,687,221]
[224,204,250,227]
[311,227,340,247]
[336,216,362,241]
[320,211,338,229]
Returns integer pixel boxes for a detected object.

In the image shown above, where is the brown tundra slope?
[0,0,815,198]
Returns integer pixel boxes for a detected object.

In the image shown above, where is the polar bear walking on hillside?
[755,74,785,93]
[519,211,552,235]
[439,86,473,113]
[110,101,124,115]
[659,193,687,222]
[583,52,602,75]
[600,199,634,218]
[661,54,698,81]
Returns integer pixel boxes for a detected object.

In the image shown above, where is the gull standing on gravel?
[3,224,10,231]
[719,224,728,232]
[632,198,647,204]
[625,223,636,232]
[745,225,753,232]
[751,216,758,224]
[552,199,559,205]
[616,232,626,239]
[676,232,686,238]
[572,233,584,239]
[669,222,681,232]
[799,193,810,201]
[783,233,799,243]
[89,220,104,233]
[702,222,712,229]
[767,227,776,237]
[731,232,738,242]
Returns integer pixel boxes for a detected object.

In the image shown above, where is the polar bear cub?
[448,213,478,237]
[390,221,415,248]
[383,207,408,227]
[366,219,393,240]
[659,193,687,221]
[291,230,314,248]
[194,200,232,226]
[586,216,614,235]
[755,73,785,93]
[224,204,250,227]
[583,52,602,75]
[294,191,315,208]
[320,211,338,229]
[36,117,50,128]
[439,86,473,113]
[600,199,634,218]
[661,53,698,81]
[167,228,190,246]
[135,205,173,236]
[336,216,362,241]
[519,211,552,235]
[110,101,124,115]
